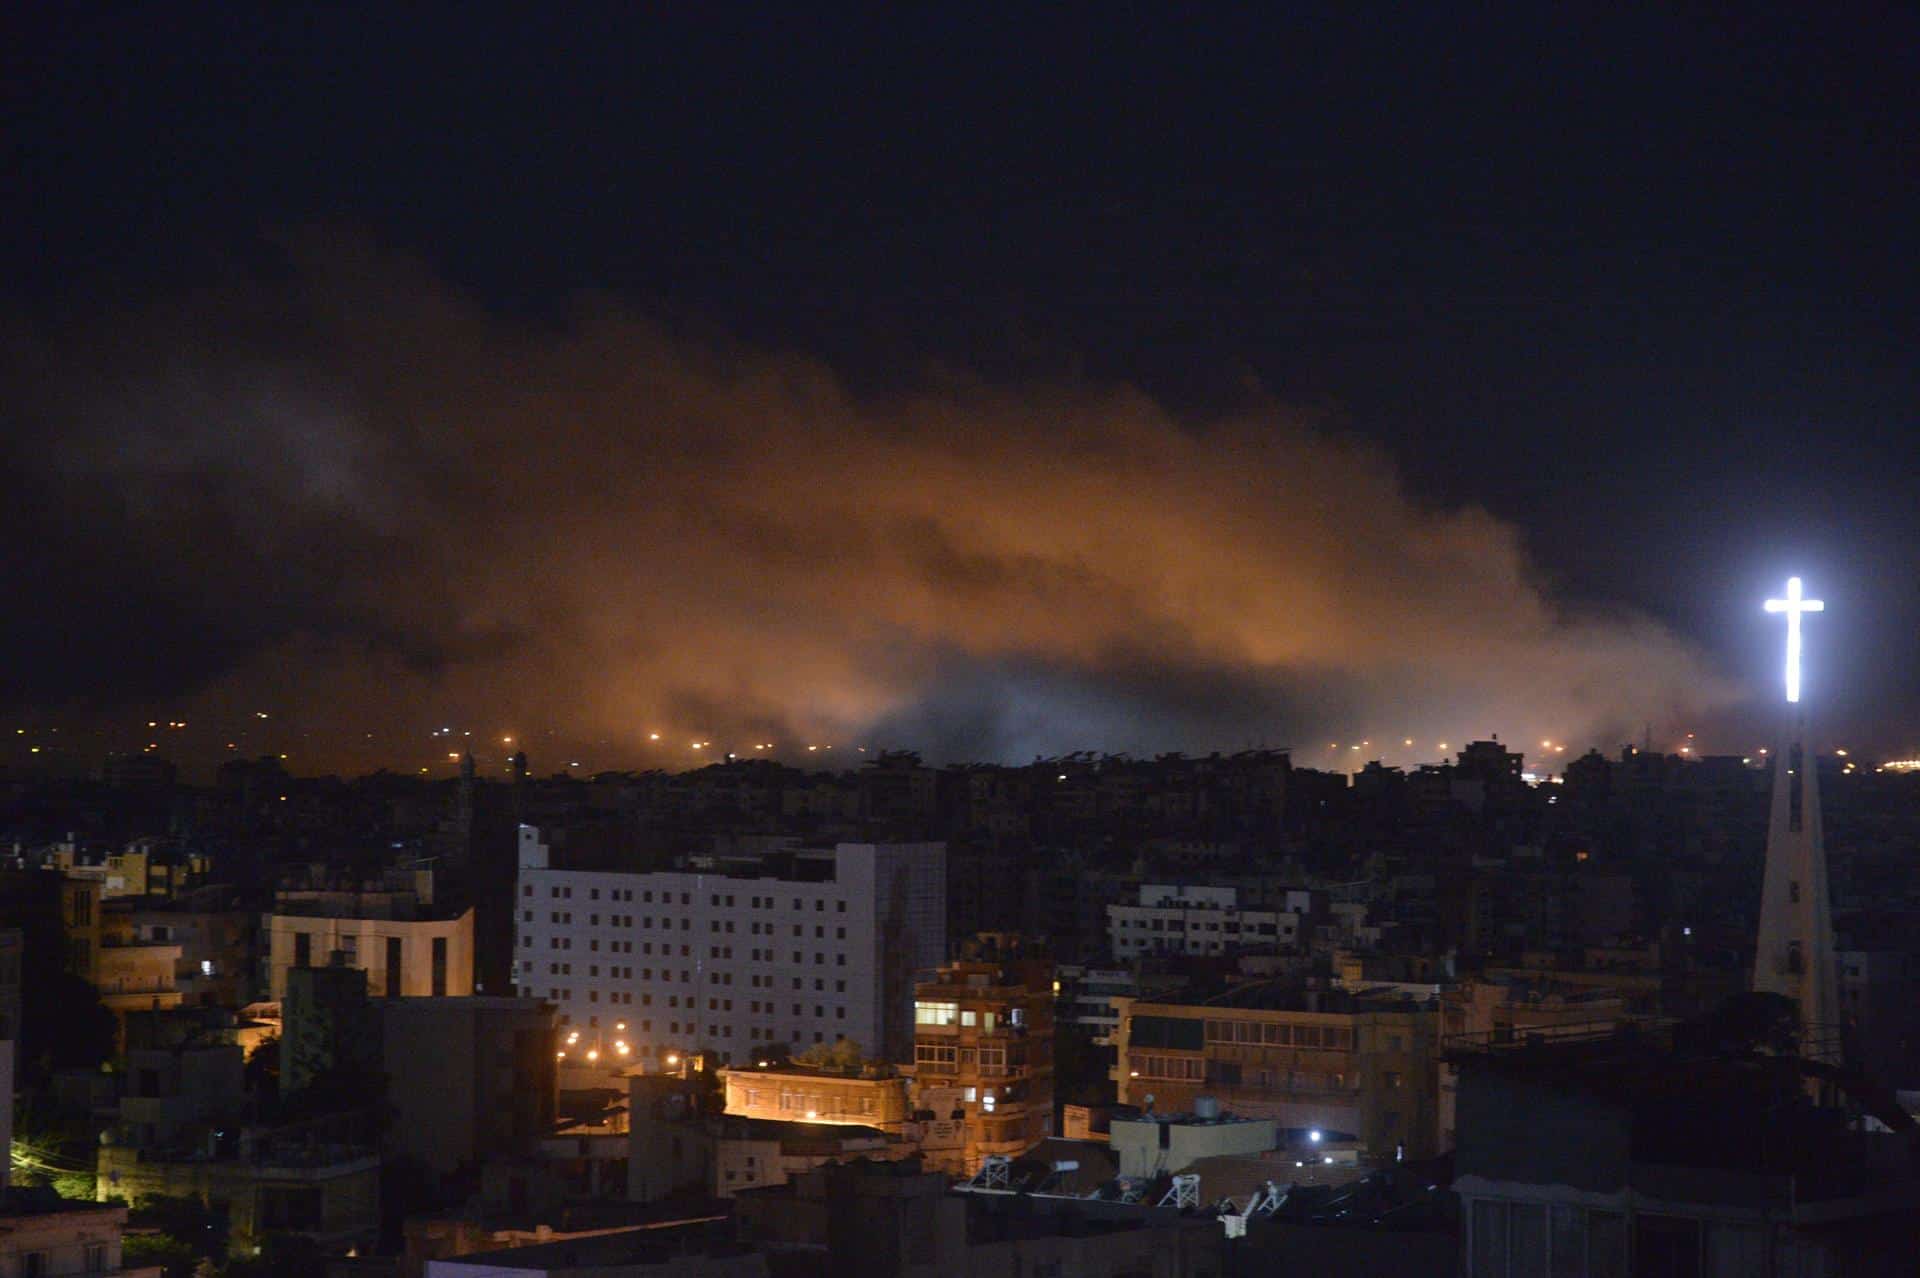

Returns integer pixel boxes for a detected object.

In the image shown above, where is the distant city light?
[1309,1129,1322,1143]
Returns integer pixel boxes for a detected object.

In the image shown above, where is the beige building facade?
[266,907,474,1000]
[1110,992,1440,1161]
[719,1065,911,1131]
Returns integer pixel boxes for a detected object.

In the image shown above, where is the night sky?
[5,6,1919,775]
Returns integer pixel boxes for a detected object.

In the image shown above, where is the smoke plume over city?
[3,239,1741,773]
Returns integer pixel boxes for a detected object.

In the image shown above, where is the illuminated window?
[915,1001,959,1027]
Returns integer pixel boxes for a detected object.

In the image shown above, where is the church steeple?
[1753,577,1838,1055]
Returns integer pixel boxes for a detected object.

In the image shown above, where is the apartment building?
[1110,986,1440,1161]
[514,828,944,1066]
[905,959,1054,1174]
[1107,884,1301,959]
[265,901,474,1000]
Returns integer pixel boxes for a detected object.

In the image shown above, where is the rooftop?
[434,1218,740,1271]
[1140,982,1438,1014]
[0,1186,124,1219]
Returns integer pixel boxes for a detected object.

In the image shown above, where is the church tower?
[1752,577,1838,1053]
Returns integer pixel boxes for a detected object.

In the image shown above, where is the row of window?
[1117,916,1284,934]
[546,1008,846,1046]
[528,934,848,967]
[913,1001,1026,1029]
[1204,1020,1355,1050]
[527,914,850,940]
[1132,1053,1206,1080]
[529,883,848,913]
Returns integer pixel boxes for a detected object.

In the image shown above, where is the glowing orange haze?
[30,241,1741,770]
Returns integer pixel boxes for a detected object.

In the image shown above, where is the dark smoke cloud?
[1,236,1742,773]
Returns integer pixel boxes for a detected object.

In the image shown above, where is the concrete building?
[425,1220,765,1278]
[0,1190,160,1278]
[1108,1105,1277,1180]
[905,960,1054,1175]
[1450,1018,1920,1276]
[97,1123,380,1255]
[116,1037,245,1153]
[711,1119,908,1197]
[266,900,474,1000]
[122,902,253,1008]
[281,962,381,1095]
[0,927,17,1192]
[379,995,558,1177]
[732,1157,1228,1277]
[1110,987,1440,1162]
[626,1073,716,1203]
[515,830,945,1066]
[1108,883,1300,959]
[720,1063,912,1131]
[0,926,20,1041]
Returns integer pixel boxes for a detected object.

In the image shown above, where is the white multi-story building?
[515,828,944,1066]
[1107,883,1299,959]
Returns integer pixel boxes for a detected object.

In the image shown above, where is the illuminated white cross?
[1764,576,1824,704]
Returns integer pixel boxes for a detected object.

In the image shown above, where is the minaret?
[1753,577,1838,1054]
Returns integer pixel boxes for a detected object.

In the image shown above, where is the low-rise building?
[98,1122,380,1256]
[0,1188,160,1278]
[1108,1104,1277,1180]
[380,995,558,1178]
[719,1062,911,1132]
[732,1157,1228,1277]
[1110,986,1440,1162]
[712,1119,910,1197]
[425,1220,763,1278]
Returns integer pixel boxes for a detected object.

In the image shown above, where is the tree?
[127,1194,229,1267]
[220,1231,325,1278]
[793,1037,864,1072]
[123,1232,199,1278]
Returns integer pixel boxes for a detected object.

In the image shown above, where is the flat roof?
[435,1219,737,1270]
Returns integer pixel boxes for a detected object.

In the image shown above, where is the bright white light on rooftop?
[1309,1129,1322,1143]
